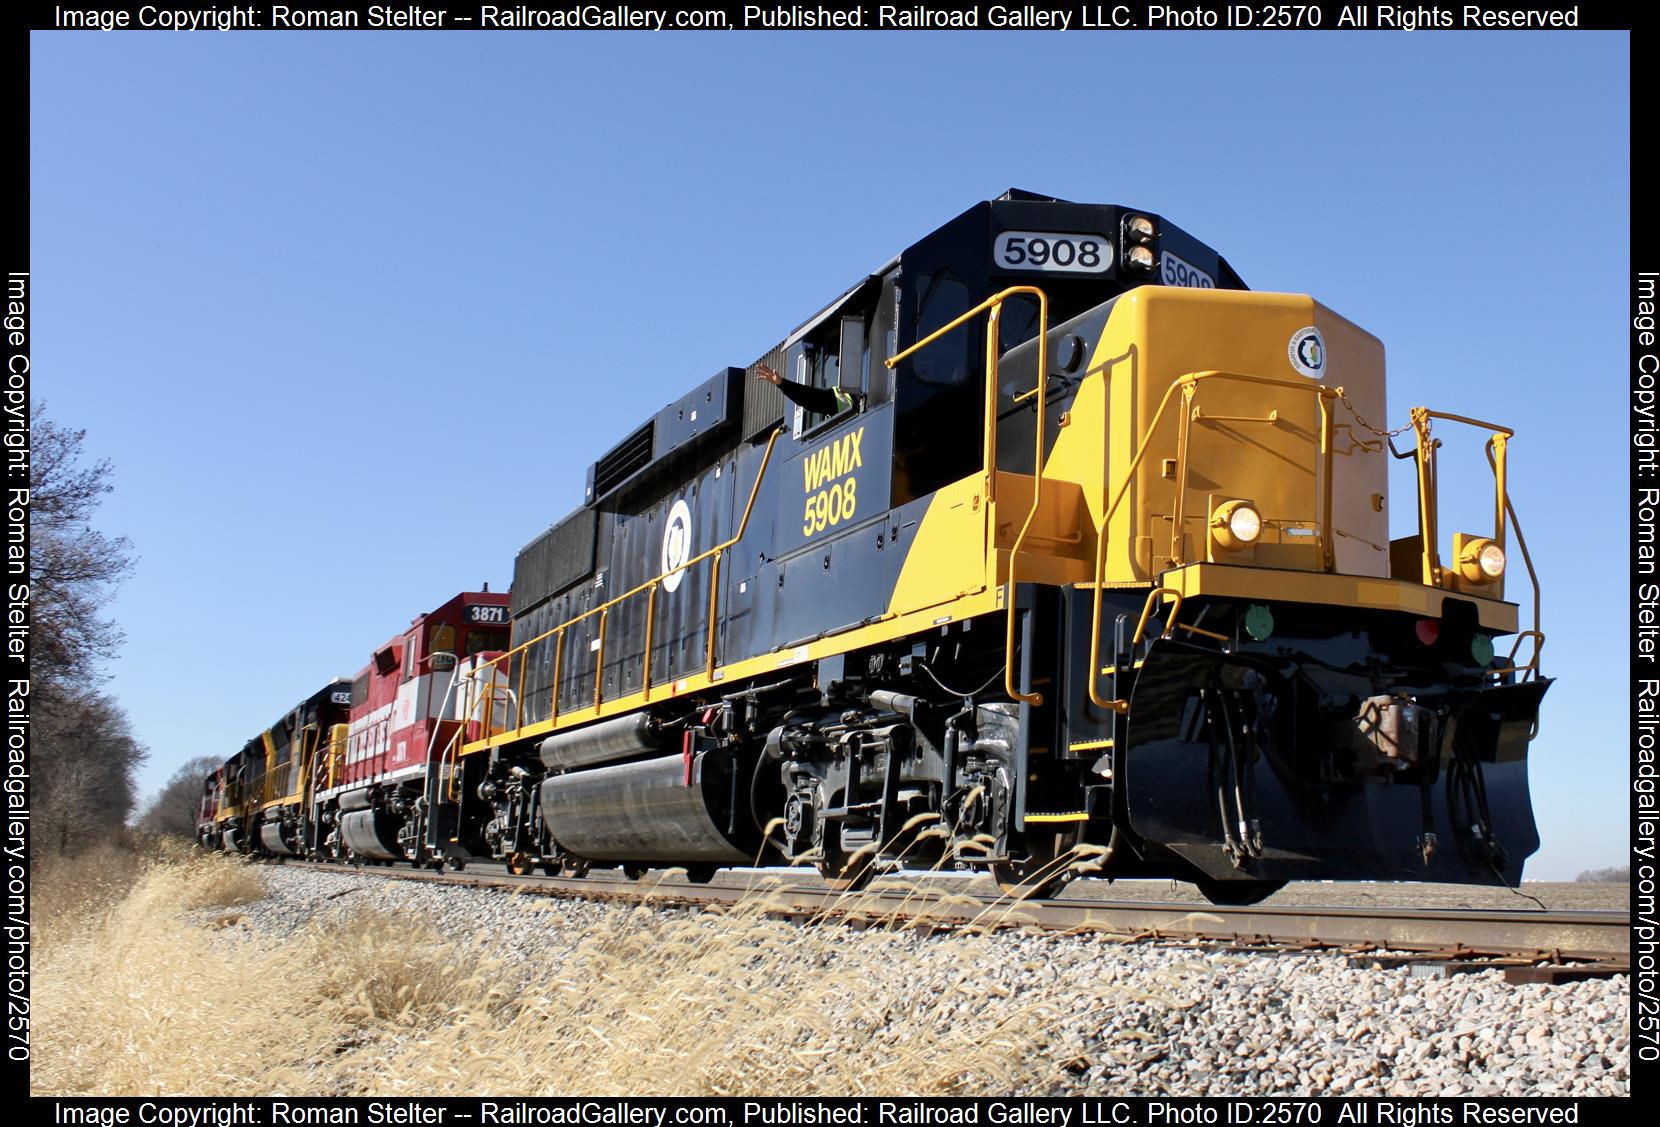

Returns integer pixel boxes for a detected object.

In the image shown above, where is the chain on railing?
[1337,387,1414,441]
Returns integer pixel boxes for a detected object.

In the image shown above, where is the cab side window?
[793,313,870,435]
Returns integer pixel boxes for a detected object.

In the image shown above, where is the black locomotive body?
[207,191,1548,903]
[428,191,1546,901]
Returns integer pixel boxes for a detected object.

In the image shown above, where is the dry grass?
[346,890,1108,1097]
[34,850,1167,1097]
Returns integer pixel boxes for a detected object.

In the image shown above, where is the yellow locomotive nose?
[1022,286,1392,585]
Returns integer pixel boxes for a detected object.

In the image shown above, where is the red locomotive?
[199,590,509,862]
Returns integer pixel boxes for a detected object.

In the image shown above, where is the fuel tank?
[539,752,751,864]
[258,821,301,856]
[340,808,406,861]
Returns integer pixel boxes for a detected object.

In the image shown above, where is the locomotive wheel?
[1194,878,1286,906]
[683,864,717,885]
[989,829,1085,900]
[505,852,535,876]
[567,859,592,878]
[622,863,649,881]
[818,823,876,893]
[538,859,563,877]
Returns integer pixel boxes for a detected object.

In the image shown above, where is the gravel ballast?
[217,864,1629,1097]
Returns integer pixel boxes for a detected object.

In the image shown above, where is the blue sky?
[31,31,1629,879]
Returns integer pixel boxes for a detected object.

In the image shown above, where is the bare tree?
[28,406,145,856]
[34,682,148,857]
[29,403,136,688]
[136,755,220,839]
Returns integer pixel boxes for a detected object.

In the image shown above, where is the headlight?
[1124,244,1156,271]
[1124,215,1156,244]
[1457,537,1506,583]
[1211,499,1263,551]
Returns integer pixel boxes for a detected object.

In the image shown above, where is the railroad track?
[274,859,1630,982]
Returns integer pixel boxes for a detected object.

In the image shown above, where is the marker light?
[1471,634,1495,666]
[1125,244,1156,271]
[1211,500,1263,551]
[1457,537,1506,583]
[1124,215,1157,244]
[1244,604,1274,641]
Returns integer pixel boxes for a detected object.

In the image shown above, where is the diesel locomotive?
[201,190,1548,903]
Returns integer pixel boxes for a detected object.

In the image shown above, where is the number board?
[464,604,508,626]
[776,409,892,556]
[993,230,1111,274]
[1160,251,1216,289]
[330,690,352,705]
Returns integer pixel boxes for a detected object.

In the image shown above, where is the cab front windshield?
[466,629,509,657]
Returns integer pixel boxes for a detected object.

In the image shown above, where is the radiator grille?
[591,422,655,500]
[741,344,788,441]
[512,508,598,616]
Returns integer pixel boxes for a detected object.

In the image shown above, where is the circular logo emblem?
[1288,326,1326,379]
[661,498,693,593]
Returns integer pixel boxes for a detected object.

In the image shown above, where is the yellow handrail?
[1086,370,1342,710]
[1485,440,1543,679]
[460,426,785,752]
[1408,409,1515,589]
[516,639,528,726]
[1132,587,1184,646]
[886,285,1050,705]
[550,626,564,725]
[297,724,318,805]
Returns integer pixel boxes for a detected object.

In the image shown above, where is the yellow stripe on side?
[463,463,1045,758]
[1025,812,1089,823]
[462,582,1006,756]
[1067,739,1114,752]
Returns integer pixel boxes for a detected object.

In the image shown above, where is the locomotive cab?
[887,190,1245,508]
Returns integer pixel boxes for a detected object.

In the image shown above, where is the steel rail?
[269,861,1629,964]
